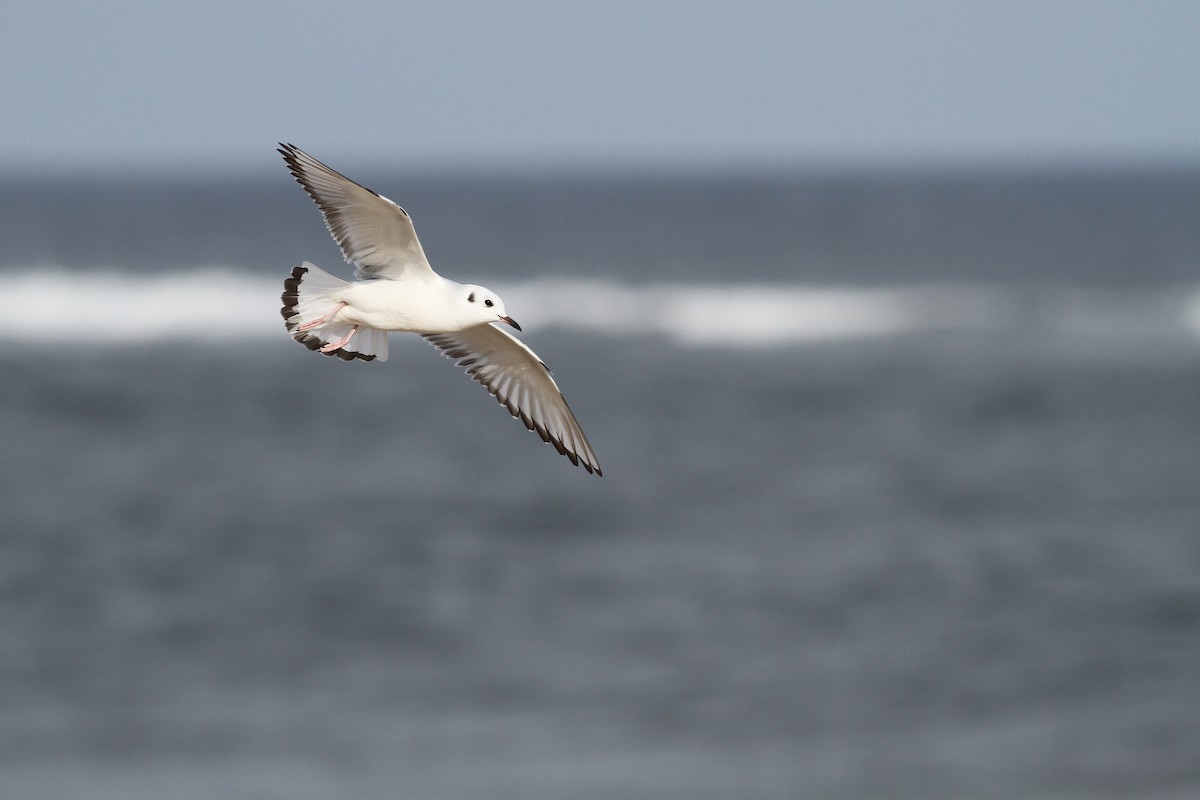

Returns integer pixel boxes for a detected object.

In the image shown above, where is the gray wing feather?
[424,325,602,475]
[279,143,435,281]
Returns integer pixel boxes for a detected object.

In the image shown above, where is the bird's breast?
[339,280,459,333]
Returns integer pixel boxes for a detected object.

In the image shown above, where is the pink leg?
[298,301,347,332]
[320,326,358,353]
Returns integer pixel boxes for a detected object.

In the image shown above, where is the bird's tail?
[280,262,389,362]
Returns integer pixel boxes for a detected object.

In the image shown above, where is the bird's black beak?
[499,316,522,331]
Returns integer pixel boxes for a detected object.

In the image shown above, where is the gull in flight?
[278,144,601,475]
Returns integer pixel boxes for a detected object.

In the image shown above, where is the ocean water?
[1,167,1198,799]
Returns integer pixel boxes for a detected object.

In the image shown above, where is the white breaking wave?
[1,267,1199,348]
[504,280,1014,346]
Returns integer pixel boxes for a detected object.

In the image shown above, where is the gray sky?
[3,0,1199,174]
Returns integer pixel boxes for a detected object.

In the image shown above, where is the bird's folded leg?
[298,301,347,331]
[320,326,358,353]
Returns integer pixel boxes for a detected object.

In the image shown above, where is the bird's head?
[463,285,521,331]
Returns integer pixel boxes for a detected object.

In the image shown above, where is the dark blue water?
[1,168,1198,798]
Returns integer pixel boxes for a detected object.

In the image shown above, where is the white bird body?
[335,277,467,332]
[277,144,601,475]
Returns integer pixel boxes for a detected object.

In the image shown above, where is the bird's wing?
[424,325,602,475]
[279,143,435,281]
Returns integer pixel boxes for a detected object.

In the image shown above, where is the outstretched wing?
[424,325,602,475]
[279,143,435,281]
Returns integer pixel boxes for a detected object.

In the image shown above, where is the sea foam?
[1,268,1197,348]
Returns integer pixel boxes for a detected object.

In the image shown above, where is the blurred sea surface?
[1,166,1198,799]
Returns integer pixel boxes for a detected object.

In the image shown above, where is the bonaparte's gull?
[278,144,601,475]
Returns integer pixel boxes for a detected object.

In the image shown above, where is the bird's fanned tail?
[280,262,389,362]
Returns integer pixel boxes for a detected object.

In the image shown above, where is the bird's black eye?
[467,292,475,303]
[484,299,494,307]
